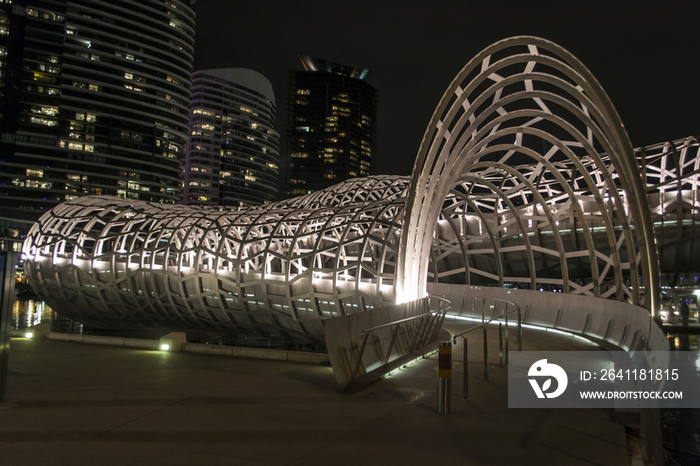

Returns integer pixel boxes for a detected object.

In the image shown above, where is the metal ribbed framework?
[23,37,686,342]
[23,176,411,343]
[397,36,660,316]
[637,137,700,284]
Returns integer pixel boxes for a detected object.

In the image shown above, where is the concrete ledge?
[184,343,234,356]
[183,343,328,363]
[160,331,187,352]
[231,346,288,360]
[39,332,330,364]
[82,335,125,346]
[124,337,160,350]
[46,332,84,342]
[287,351,329,364]
[13,323,52,339]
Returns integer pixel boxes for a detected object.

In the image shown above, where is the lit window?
[166,75,184,87]
[30,116,57,126]
[124,72,133,80]
[31,106,58,116]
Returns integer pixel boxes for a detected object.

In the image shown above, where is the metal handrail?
[361,313,434,339]
[452,296,521,344]
[350,295,451,381]
[453,295,524,398]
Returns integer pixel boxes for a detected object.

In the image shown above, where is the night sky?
[192,1,700,176]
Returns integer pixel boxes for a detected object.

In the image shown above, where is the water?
[663,334,700,463]
[11,298,83,334]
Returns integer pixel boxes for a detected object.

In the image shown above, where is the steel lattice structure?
[23,37,697,341]
[398,36,659,315]
[22,177,412,342]
[637,136,700,284]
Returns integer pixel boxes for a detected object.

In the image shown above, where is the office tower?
[286,55,377,197]
[0,0,196,245]
[182,68,281,207]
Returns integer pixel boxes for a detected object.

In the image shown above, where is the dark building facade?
[0,0,196,239]
[182,68,280,207]
[285,55,377,197]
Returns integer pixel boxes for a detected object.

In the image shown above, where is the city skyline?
[192,1,700,176]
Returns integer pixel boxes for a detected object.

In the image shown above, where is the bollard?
[498,322,504,368]
[517,310,523,352]
[437,342,451,414]
[505,313,509,364]
[462,337,469,398]
[483,327,489,382]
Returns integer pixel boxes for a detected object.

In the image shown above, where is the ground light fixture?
[160,344,170,351]
[24,332,33,339]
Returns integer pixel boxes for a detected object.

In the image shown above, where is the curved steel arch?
[22,37,675,343]
[397,36,660,316]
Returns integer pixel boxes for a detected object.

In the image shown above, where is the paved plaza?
[0,325,633,466]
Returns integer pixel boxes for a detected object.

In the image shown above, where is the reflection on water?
[664,334,700,463]
[663,409,700,462]
[669,333,699,352]
[12,298,83,334]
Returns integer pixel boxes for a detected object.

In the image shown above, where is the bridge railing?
[324,295,451,390]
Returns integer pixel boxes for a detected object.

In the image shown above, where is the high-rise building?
[285,55,377,198]
[0,0,196,242]
[182,68,280,207]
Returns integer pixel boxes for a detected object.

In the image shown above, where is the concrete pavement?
[0,325,633,466]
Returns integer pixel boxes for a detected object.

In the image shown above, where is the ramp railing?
[325,295,451,390]
[451,296,522,398]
